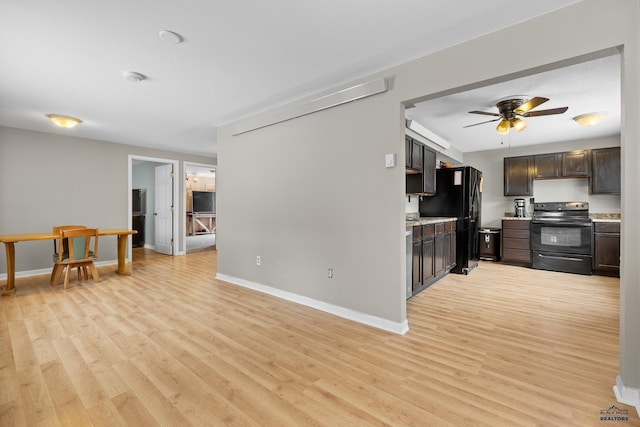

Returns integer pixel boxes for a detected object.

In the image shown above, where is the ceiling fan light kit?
[573,112,607,126]
[46,114,82,128]
[512,117,527,132]
[496,119,510,135]
[465,96,568,136]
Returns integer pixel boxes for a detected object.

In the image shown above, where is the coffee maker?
[514,198,526,217]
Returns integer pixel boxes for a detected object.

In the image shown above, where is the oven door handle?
[532,220,592,227]
[537,253,585,262]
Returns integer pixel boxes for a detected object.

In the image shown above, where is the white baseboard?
[215,273,409,335]
[613,374,640,417]
[0,259,120,281]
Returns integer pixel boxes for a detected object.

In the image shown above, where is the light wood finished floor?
[1,249,637,426]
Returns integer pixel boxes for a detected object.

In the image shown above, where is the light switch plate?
[385,153,396,168]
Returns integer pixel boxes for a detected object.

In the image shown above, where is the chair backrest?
[53,225,87,254]
[58,228,99,262]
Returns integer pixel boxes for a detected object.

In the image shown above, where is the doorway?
[129,155,179,256]
[184,161,216,254]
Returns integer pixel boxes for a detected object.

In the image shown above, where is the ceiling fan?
[464,96,568,135]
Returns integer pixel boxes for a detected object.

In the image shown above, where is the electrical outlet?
[328,268,333,279]
[256,256,261,266]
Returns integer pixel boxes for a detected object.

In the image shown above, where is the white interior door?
[154,164,174,255]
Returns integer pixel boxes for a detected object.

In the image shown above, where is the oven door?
[531,220,593,275]
[531,220,592,255]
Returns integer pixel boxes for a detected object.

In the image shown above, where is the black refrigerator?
[419,166,482,274]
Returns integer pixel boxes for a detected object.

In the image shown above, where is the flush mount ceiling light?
[573,112,607,126]
[47,114,82,128]
[122,71,146,82]
[159,30,183,44]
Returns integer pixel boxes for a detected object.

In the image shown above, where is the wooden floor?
[1,249,637,426]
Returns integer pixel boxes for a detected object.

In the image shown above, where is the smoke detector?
[122,71,146,83]
[159,30,183,44]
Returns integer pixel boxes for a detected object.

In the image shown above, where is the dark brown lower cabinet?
[434,222,445,277]
[501,219,531,266]
[443,228,451,271]
[422,225,435,285]
[593,222,620,277]
[412,226,422,291]
[411,220,455,297]
[447,221,457,270]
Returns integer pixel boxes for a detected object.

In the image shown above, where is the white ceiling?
[0,0,591,157]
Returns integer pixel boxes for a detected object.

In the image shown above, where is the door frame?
[128,155,180,256]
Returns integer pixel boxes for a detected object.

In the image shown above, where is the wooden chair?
[51,228,100,289]
[51,225,87,281]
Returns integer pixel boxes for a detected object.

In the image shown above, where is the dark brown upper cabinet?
[405,135,412,170]
[406,142,437,195]
[421,146,437,195]
[505,147,618,196]
[504,155,534,196]
[534,153,562,179]
[562,150,590,177]
[405,135,423,172]
[591,146,621,194]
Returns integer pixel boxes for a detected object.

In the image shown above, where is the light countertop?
[406,217,457,226]
[501,216,620,222]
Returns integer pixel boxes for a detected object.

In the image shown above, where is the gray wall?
[217,0,640,394]
[464,134,621,228]
[0,126,215,275]
[218,91,406,324]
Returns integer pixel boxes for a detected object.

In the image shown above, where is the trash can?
[479,228,501,261]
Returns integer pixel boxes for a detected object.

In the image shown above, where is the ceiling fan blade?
[463,118,500,128]
[468,110,501,117]
[520,106,569,117]
[514,97,549,114]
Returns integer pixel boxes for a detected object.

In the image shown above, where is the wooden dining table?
[0,229,137,296]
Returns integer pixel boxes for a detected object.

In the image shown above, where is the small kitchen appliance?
[514,198,526,217]
[478,228,501,261]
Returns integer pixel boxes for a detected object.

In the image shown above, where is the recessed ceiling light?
[159,30,183,44]
[47,114,82,128]
[122,71,146,82]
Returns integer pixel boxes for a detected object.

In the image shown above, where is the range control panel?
[534,202,589,212]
